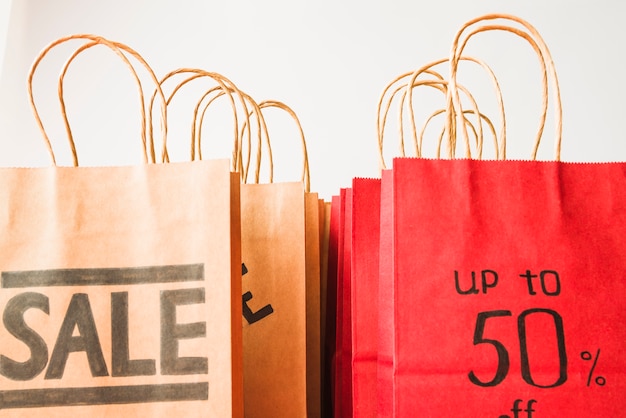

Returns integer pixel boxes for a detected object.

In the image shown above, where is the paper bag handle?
[377,56,504,168]
[241,100,311,193]
[420,107,498,160]
[149,68,252,173]
[28,34,167,166]
[193,87,265,183]
[447,14,562,160]
[406,79,489,159]
[405,56,505,160]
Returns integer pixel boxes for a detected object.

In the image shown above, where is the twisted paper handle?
[193,86,265,183]
[149,68,253,177]
[28,34,167,165]
[447,13,562,160]
[405,56,505,159]
[377,56,504,168]
[239,100,311,192]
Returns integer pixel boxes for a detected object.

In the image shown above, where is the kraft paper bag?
[305,193,322,418]
[0,160,243,417]
[231,99,321,418]
[157,73,323,417]
[240,182,321,418]
[3,33,244,417]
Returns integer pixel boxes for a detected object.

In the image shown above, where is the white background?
[0,0,624,200]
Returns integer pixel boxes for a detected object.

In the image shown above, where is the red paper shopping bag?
[324,194,341,418]
[326,191,350,418]
[319,199,331,417]
[330,179,383,418]
[377,170,394,418]
[349,178,381,418]
[390,158,626,417]
[340,188,353,418]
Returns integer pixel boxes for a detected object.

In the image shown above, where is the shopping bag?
[388,14,626,417]
[324,194,342,418]
[170,83,322,417]
[375,58,498,418]
[319,200,332,417]
[0,36,243,417]
[240,181,309,417]
[329,179,381,418]
[305,194,323,418]
[326,190,350,418]
[373,15,517,416]
[340,188,353,418]
[0,161,243,418]
[376,170,394,418]
[391,157,626,416]
[241,104,322,418]
[349,178,381,418]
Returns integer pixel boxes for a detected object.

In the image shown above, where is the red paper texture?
[341,188,354,418]
[325,194,342,417]
[350,178,381,418]
[390,158,626,417]
[319,200,332,418]
[377,170,395,418]
[329,189,352,417]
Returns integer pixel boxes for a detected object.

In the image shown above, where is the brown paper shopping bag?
[162,77,322,417]
[239,100,321,418]
[239,181,315,417]
[0,36,243,417]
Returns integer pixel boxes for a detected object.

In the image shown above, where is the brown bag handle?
[149,68,252,175]
[377,56,504,168]
[28,34,167,166]
[447,14,562,160]
[405,77,487,159]
[420,107,498,160]
[404,56,505,159]
[240,100,311,192]
[193,87,265,183]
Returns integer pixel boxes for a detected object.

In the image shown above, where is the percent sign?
[581,349,606,386]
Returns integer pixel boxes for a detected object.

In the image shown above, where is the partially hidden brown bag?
[163,74,323,417]
[238,100,321,418]
[0,36,243,417]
